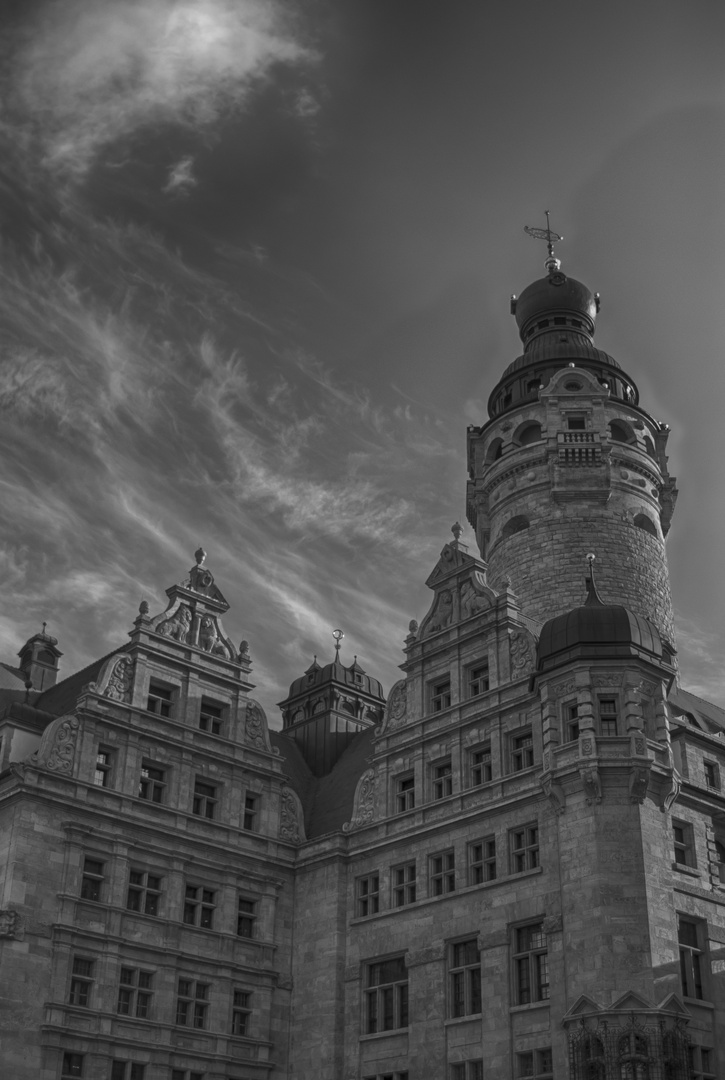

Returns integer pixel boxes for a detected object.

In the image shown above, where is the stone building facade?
[1,252,725,1080]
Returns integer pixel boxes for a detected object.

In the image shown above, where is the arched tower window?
[633,513,657,537]
[515,421,542,446]
[609,419,635,444]
[485,438,504,463]
[502,515,530,540]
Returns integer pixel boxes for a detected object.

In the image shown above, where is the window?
[171,1072,204,1080]
[243,794,258,831]
[110,1065,145,1080]
[199,699,224,735]
[392,862,416,907]
[564,703,579,743]
[617,1032,650,1079]
[598,698,619,737]
[513,923,549,1004]
[231,989,252,1036]
[704,761,720,790]
[176,979,210,1028]
[450,939,481,1017]
[138,762,166,803]
[183,885,216,929]
[395,774,415,813]
[364,1074,409,1080]
[431,678,452,712]
[430,850,455,895]
[80,857,105,902]
[672,821,696,868]
[470,743,492,786]
[117,967,154,1018]
[365,956,408,1033]
[689,1046,716,1080]
[468,663,489,696]
[451,1064,483,1080]
[511,825,539,872]
[192,779,217,819]
[61,1054,84,1078]
[516,1048,553,1078]
[511,729,534,772]
[94,747,113,787]
[69,956,94,1007]
[578,1035,606,1079]
[433,761,453,800]
[237,896,257,938]
[356,874,380,916]
[566,416,586,430]
[679,917,705,999]
[127,870,161,916]
[715,840,725,885]
[469,837,496,884]
[147,683,173,716]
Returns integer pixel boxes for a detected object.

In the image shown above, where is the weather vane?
[524,210,563,271]
[332,628,344,657]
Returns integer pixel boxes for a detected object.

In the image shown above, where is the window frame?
[192,778,218,819]
[394,773,415,814]
[678,916,706,1000]
[563,701,580,743]
[61,1053,85,1079]
[672,819,696,869]
[110,1064,146,1080]
[237,895,258,938]
[146,681,174,717]
[511,728,534,772]
[175,978,210,1028]
[429,850,455,896]
[598,696,619,737]
[510,824,539,874]
[356,873,380,917]
[231,988,252,1037]
[94,746,113,788]
[431,676,452,713]
[515,1048,553,1078]
[432,759,453,800]
[138,761,166,803]
[183,884,216,929]
[468,836,496,885]
[451,1064,483,1080]
[704,761,721,790]
[117,966,154,1019]
[80,857,105,903]
[364,955,409,1034]
[199,697,226,736]
[391,861,416,907]
[243,793,259,831]
[69,956,95,1008]
[468,662,489,697]
[126,869,162,916]
[512,922,549,1005]
[449,938,481,1018]
[469,742,492,786]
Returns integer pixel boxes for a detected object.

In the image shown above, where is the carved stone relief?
[198,615,231,658]
[510,631,534,674]
[629,765,650,804]
[30,715,80,775]
[279,786,304,843]
[592,673,623,688]
[0,909,21,938]
[460,580,489,619]
[104,655,134,703]
[580,765,602,804]
[245,700,270,751]
[424,590,454,635]
[343,769,376,832]
[157,605,192,643]
[552,678,578,698]
[379,679,407,735]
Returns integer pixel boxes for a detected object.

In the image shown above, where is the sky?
[1,0,724,723]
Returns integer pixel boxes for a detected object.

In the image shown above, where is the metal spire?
[524,210,563,273]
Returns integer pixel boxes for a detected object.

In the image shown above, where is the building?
[2,242,725,1080]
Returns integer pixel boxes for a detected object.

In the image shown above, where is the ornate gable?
[418,526,496,638]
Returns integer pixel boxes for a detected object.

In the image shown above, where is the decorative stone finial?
[332,629,344,657]
[408,619,418,634]
[194,547,207,567]
[451,521,462,544]
[139,600,149,615]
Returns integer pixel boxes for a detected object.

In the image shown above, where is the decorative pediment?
[343,768,377,832]
[27,713,79,775]
[562,994,602,1020]
[418,535,496,638]
[244,699,272,752]
[609,990,653,1012]
[87,652,134,703]
[177,547,230,608]
[378,679,408,735]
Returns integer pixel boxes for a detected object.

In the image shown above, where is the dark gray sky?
[1,0,724,719]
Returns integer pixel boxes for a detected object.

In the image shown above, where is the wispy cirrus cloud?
[4,0,315,182]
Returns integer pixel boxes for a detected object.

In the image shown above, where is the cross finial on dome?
[524,210,563,273]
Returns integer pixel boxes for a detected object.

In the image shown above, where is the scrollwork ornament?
[343,769,376,832]
[0,910,21,938]
[104,655,134,703]
[279,786,301,843]
[510,631,534,673]
[245,700,270,750]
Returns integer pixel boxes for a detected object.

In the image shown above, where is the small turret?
[17,624,62,692]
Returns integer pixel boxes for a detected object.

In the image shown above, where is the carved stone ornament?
[629,764,650,804]
[198,614,232,659]
[542,914,563,934]
[423,589,455,635]
[660,748,682,813]
[580,764,602,804]
[592,673,623,688]
[157,604,192,643]
[460,579,490,619]
[552,678,577,698]
[245,700,271,751]
[0,909,21,938]
[279,786,305,843]
[343,769,376,832]
[580,734,596,758]
[29,714,80,775]
[104,655,134,703]
[378,679,408,736]
[510,630,534,674]
[541,775,566,815]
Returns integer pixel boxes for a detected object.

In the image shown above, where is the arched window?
[515,421,542,446]
[502,515,530,540]
[618,1032,650,1080]
[643,436,655,457]
[582,1034,606,1079]
[633,513,657,537]
[485,438,504,463]
[609,419,635,443]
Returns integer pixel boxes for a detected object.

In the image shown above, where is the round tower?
[466,248,678,650]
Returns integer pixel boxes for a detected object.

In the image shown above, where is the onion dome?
[286,656,385,702]
[513,270,599,344]
[536,570,664,673]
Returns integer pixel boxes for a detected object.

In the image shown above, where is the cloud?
[6,0,316,181]
[163,154,197,196]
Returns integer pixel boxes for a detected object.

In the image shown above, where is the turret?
[17,625,62,692]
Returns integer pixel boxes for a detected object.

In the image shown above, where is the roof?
[282,657,385,706]
[0,663,27,691]
[271,726,376,839]
[36,647,125,717]
[669,686,725,735]
[501,339,621,378]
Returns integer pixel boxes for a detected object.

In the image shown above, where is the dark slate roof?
[669,686,725,734]
[282,658,384,706]
[36,647,125,717]
[0,663,26,690]
[271,726,376,839]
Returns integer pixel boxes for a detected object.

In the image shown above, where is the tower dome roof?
[513,270,599,343]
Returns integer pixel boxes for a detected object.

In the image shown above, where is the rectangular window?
[450,939,481,1017]
[392,862,416,907]
[176,979,210,1028]
[688,1046,716,1080]
[231,989,252,1036]
[451,1066,483,1080]
[673,820,696,868]
[183,885,216,929]
[679,917,705,999]
[147,683,173,717]
[433,760,453,800]
[511,825,539,873]
[126,870,162,916]
[138,762,166,803]
[117,967,154,1019]
[94,747,113,787]
[171,1072,204,1080]
[564,703,580,743]
[704,761,720,790]
[199,699,224,735]
[511,729,534,772]
[468,837,496,884]
[516,1049,553,1078]
[470,743,492,786]
[566,416,586,431]
[237,896,257,938]
[356,874,380,917]
[192,779,217,819]
[430,850,455,896]
[365,956,408,1033]
[61,1054,84,1079]
[395,774,415,814]
[80,857,105,902]
[110,1065,146,1080]
[69,956,94,1007]
[468,662,489,697]
[431,677,452,712]
[243,794,258,831]
[513,923,549,1004]
[598,698,619,737]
